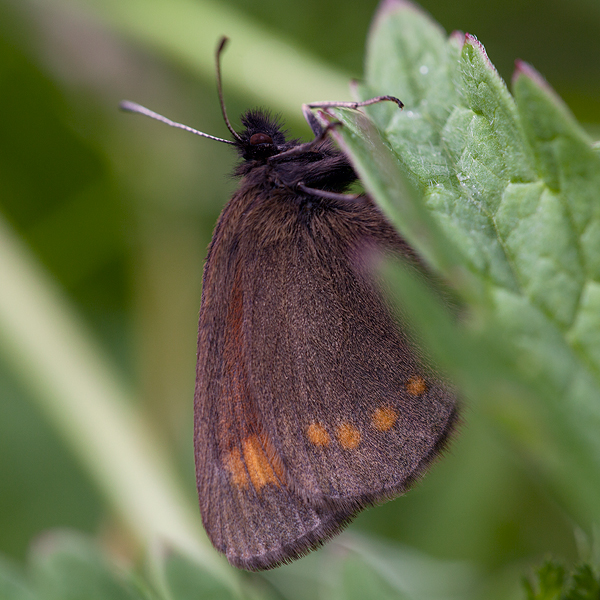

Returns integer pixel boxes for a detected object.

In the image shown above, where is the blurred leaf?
[327,0,600,527]
[523,560,600,600]
[263,535,477,600]
[157,547,246,600]
[336,535,478,600]
[567,564,600,600]
[523,561,565,600]
[0,213,237,586]
[337,556,407,600]
[1,533,257,600]
[29,531,153,600]
[65,0,349,117]
[0,556,39,600]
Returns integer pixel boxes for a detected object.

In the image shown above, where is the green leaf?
[325,0,600,526]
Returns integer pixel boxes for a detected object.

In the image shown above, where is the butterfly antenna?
[215,37,242,142]
[119,101,236,145]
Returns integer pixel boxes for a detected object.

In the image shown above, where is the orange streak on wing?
[224,447,249,488]
[243,434,284,490]
[220,267,287,492]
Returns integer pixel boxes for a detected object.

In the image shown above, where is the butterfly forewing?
[195,187,356,569]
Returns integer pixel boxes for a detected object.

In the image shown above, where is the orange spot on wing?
[372,407,398,431]
[406,376,427,396]
[336,422,361,449]
[306,422,330,447]
[242,434,284,491]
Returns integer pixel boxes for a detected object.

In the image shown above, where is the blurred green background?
[1,0,599,595]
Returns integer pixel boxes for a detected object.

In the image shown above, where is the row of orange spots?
[308,420,362,449]
[306,410,393,450]
[224,434,284,490]
[305,376,427,450]
[224,377,429,488]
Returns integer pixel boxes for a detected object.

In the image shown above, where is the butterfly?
[121,36,457,571]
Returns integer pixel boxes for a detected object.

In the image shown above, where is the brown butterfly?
[121,37,457,571]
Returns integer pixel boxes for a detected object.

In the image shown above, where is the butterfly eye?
[250,133,273,145]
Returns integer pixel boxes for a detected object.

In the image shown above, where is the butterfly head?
[233,109,298,161]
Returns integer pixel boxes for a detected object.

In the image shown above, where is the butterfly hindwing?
[194,186,456,569]
[243,191,456,507]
